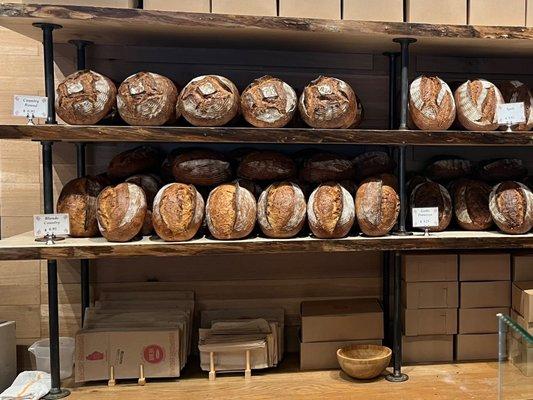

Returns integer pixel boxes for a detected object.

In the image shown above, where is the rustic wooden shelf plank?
[1,231,532,261]
[0,4,532,56]
[1,125,533,146]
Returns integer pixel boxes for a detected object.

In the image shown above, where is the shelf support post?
[69,40,93,325]
[34,22,70,400]
[386,251,408,383]
[392,38,416,236]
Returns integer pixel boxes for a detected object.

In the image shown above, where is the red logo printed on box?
[86,351,104,361]
[143,345,165,364]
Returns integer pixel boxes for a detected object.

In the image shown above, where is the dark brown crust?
[498,81,533,131]
[490,181,533,234]
[453,180,493,231]
[299,152,354,183]
[477,158,528,183]
[171,149,232,186]
[410,181,452,232]
[125,174,162,208]
[425,158,472,182]
[107,145,162,181]
[237,151,296,181]
[141,210,154,236]
[56,176,104,237]
[352,151,396,182]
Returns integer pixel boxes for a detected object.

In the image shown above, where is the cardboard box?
[301,298,383,342]
[402,281,458,309]
[402,254,457,282]
[469,0,526,26]
[460,253,510,281]
[11,0,139,7]
[279,0,341,20]
[512,282,533,322]
[75,328,181,383]
[513,255,533,281]
[512,309,533,334]
[455,333,499,361]
[300,339,382,370]
[406,0,467,24]
[459,307,509,334]
[343,0,403,22]
[402,335,454,363]
[460,281,511,309]
[212,0,277,16]
[403,308,457,336]
[143,0,209,12]
[0,321,16,392]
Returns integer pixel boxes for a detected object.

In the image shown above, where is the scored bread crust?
[410,181,452,232]
[489,181,533,234]
[453,179,493,231]
[299,152,354,183]
[409,75,456,130]
[237,151,296,181]
[352,151,396,182]
[498,80,533,131]
[171,149,232,186]
[454,79,504,131]
[125,174,162,208]
[107,145,162,181]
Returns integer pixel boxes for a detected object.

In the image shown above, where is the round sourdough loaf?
[152,183,205,241]
[56,70,116,125]
[410,181,452,232]
[171,149,232,186]
[299,76,358,128]
[477,158,528,183]
[56,176,105,237]
[352,151,396,182]
[489,181,533,234]
[355,174,399,237]
[241,76,297,128]
[178,75,239,126]
[454,79,504,131]
[125,174,162,207]
[299,152,354,183]
[499,80,533,131]
[308,182,355,238]
[117,72,178,126]
[453,179,493,231]
[96,182,147,242]
[257,181,306,238]
[409,75,456,130]
[425,158,472,182]
[107,145,162,181]
[237,151,296,181]
[206,182,257,240]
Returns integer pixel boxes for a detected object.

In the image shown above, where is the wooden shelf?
[0,4,532,56]
[1,125,533,146]
[1,230,532,261]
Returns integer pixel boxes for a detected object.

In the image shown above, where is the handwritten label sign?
[497,102,526,126]
[33,214,70,238]
[13,95,48,119]
[412,207,439,229]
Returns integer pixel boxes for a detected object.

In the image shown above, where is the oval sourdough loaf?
[425,158,472,182]
[237,151,296,181]
[171,149,232,186]
[454,79,504,131]
[299,152,354,183]
[477,158,528,183]
[498,80,533,131]
[107,145,162,181]
[409,75,456,130]
[453,179,493,231]
[352,151,396,182]
[410,181,452,232]
[489,181,533,234]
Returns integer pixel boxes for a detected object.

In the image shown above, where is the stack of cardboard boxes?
[299,298,383,370]
[401,254,458,363]
[456,254,510,361]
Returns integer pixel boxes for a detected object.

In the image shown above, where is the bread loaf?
[454,79,504,131]
[178,75,239,126]
[56,70,116,125]
[425,158,472,182]
[453,179,493,231]
[355,174,399,237]
[96,182,147,242]
[125,174,162,207]
[117,72,178,126]
[477,158,528,183]
[308,182,355,238]
[498,80,533,131]
[351,94,364,128]
[237,151,296,181]
[407,175,431,195]
[241,76,297,128]
[206,182,256,240]
[489,181,533,234]
[299,153,354,183]
[409,75,455,130]
[523,176,533,190]
[410,181,452,232]
[94,173,112,188]
[172,149,232,186]
[235,179,263,199]
[299,76,358,128]
[257,182,306,238]
[152,183,205,241]
[107,145,162,181]
[141,210,154,236]
[56,176,104,237]
[352,151,396,182]
[161,148,182,182]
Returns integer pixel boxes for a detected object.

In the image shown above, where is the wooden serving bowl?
[336,344,392,380]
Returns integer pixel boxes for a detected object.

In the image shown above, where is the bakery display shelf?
[0,3,533,56]
[2,125,533,146]
[0,230,531,261]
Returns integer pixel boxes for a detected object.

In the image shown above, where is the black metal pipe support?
[34,22,70,399]
[385,251,408,383]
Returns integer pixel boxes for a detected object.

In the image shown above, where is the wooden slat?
[0,284,39,305]
[0,304,40,338]
[0,260,40,285]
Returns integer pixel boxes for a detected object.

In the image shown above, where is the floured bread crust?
[308,182,354,238]
[125,173,163,207]
[455,79,504,131]
[498,80,533,131]
[410,181,452,232]
[172,149,232,186]
[489,181,533,234]
[409,75,455,130]
[453,179,493,231]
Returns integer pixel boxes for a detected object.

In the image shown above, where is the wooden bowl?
[336,344,392,380]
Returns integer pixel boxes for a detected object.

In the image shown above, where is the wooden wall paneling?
[0,305,41,338]
[0,260,40,285]
[0,285,39,305]
[16,337,38,372]
[41,283,93,305]
[1,216,33,238]
[41,259,84,285]
[40,304,81,338]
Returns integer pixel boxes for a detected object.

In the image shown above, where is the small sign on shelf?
[34,214,70,245]
[496,102,526,132]
[412,207,439,236]
[13,95,48,125]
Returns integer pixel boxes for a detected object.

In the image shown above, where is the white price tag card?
[412,207,439,229]
[13,95,48,119]
[33,214,70,238]
[497,102,526,125]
